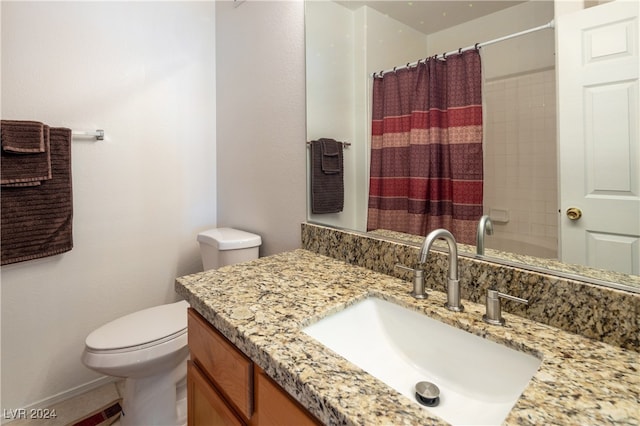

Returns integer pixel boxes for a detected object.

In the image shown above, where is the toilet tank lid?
[85,300,189,351]
[197,227,262,250]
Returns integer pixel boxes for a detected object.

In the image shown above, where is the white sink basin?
[303,297,541,425]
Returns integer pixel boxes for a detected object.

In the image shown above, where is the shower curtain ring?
[442,52,447,59]
[475,43,480,50]
[458,47,462,54]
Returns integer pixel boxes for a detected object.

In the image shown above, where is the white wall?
[428,1,555,80]
[362,6,429,73]
[306,1,358,230]
[1,1,216,411]
[216,1,306,255]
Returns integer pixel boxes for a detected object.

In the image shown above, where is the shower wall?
[483,69,558,258]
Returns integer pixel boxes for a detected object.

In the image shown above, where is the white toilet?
[81,228,261,426]
[197,227,261,270]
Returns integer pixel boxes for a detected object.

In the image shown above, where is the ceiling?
[335,0,526,35]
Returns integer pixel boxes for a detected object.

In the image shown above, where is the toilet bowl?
[82,300,190,426]
[82,228,261,425]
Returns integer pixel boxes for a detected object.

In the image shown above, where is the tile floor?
[6,380,124,426]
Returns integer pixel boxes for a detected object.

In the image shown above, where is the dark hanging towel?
[1,126,73,265]
[310,138,344,214]
[0,120,52,186]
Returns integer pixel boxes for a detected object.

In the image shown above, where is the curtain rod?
[372,20,555,78]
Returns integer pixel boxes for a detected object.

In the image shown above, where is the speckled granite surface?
[176,249,639,426]
[302,223,640,351]
[367,228,640,290]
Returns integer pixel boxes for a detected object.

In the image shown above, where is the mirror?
[305,0,639,292]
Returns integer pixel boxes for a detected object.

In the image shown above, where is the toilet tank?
[197,228,262,270]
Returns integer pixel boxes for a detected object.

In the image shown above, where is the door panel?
[558,0,640,274]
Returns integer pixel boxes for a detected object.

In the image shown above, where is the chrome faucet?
[419,229,463,312]
[476,215,494,255]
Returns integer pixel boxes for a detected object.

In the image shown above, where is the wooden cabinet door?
[188,361,245,426]
[188,308,253,420]
[252,367,320,426]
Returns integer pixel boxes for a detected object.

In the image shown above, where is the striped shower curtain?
[367,50,483,245]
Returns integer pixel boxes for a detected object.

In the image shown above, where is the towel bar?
[72,129,104,141]
[306,141,351,148]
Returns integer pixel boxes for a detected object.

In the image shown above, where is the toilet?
[81,228,261,426]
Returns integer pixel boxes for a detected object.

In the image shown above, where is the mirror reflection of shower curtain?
[367,50,483,245]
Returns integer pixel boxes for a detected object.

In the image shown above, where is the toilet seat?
[85,329,187,354]
[85,300,189,353]
[82,300,190,379]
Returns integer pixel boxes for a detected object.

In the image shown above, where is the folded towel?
[1,127,73,265]
[1,124,52,185]
[321,138,340,155]
[2,181,42,188]
[1,120,46,153]
[310,139,344,214]
[320,138,341,174]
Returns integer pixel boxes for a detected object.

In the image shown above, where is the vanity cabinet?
[252,366,320,426]
[187,361,245,426]
[187,308,319,426]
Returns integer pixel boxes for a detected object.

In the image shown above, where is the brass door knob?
[566,207,582,220]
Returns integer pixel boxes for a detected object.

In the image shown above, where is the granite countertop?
[368,228,640,291]
[175,249,639,425]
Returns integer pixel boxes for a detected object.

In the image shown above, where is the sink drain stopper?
[415,381,440,407]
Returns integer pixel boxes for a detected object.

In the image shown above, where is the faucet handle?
[394,263,414,272]
[394,264,427,299]
[482,289,528,326]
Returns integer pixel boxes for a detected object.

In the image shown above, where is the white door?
[557,0,640,275]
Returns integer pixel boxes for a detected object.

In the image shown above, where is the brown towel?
[1,120,46,153]
[310,138,344,214]
[1,124,52,185]
[321,139,341,173]
[1,127,73,265]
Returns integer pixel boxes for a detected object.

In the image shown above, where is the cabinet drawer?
[253,367,320,426]
[188,361,245,426]
[188,308,253,420]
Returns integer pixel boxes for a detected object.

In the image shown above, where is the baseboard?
[1,376,117,425]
